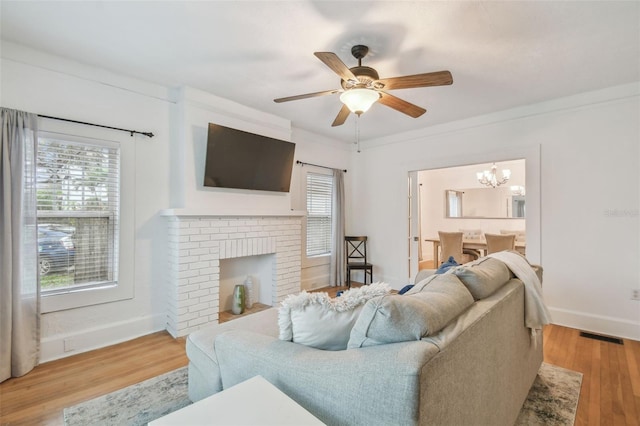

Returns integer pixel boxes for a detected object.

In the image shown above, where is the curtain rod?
[296,160,347,173]
[39,115,154,138]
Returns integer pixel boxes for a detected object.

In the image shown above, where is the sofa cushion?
[347,274,474,348]
[451,257,511,300]
[278,282,390,350]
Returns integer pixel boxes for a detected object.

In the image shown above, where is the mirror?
[445,187,525,218]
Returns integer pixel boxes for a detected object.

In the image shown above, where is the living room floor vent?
[579,331,623,345]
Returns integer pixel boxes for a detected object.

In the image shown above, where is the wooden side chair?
[345,236,373,288]
[485,233,516,254]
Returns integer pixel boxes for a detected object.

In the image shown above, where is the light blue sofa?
[186,258,544,425]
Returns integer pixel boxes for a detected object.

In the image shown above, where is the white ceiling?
[1,1,639,143]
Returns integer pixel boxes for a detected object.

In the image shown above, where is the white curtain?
[329,169,345,286]
[1,108,40,383]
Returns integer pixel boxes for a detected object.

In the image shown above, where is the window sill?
[41,281,133,313]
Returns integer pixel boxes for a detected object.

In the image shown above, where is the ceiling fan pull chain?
[355,115,361,153]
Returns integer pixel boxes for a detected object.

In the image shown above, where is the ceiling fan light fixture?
[339,88,380,115]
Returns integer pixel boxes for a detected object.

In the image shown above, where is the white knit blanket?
[488,251,552,337]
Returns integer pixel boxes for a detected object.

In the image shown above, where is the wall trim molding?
[363,82,640,150]
[1,41,173,103]
[549,307,640,341]
[177,86,291,140]
[40,314,166,363]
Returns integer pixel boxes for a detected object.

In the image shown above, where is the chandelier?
[510,185,525,196]
[477,163,511,188]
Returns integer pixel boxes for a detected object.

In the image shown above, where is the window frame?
[37,126,134,313]
[302,168,333,268]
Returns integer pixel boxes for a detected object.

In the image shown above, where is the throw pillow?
[451,257,511,300]
[435,256,459,274]
[278,282,391,350]
[347,274,474,348]
[398,284,414,295]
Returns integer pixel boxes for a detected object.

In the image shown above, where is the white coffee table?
[149,375,325,425]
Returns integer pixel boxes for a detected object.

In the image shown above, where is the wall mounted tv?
[203,123,296,192]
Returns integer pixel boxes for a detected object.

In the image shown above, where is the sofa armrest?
[214,330,439,426]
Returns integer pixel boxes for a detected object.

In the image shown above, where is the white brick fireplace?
[162,211,303,337]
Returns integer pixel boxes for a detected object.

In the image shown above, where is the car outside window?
[36,136,120,294]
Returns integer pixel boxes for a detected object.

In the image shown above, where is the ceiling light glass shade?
[340,89,380,115]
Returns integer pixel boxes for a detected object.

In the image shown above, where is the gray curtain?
[1,108,40,383]
[330,169,345,286]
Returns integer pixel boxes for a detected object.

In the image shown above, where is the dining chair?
[485,233,516,254]
[459,229,482,240]
[438,231,464,265]
[345,236,373,288]
[500,229,526,242]
[459,228,482,260]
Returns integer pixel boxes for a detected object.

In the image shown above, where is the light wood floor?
[1,317,638,425]
[0,332,188,425]
[543,325,640,425]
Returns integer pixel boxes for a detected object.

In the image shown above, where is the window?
[445,190,463,218]
[306,172,332,257]
[36,136,120,294]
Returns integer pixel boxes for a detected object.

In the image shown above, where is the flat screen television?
[203,123,296,192]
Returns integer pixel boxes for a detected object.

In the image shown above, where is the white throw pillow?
[278,283,391,350]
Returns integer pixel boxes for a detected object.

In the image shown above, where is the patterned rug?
[64,368,191,425]
[516,363,583,425]
[64,362,582,425]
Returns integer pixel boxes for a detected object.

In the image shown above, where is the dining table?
[425,237,526,266]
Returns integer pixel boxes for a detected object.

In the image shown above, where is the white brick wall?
[166,215,302,337]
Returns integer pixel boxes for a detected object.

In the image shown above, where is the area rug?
[64,368,191,425]
[64,362,582,425]
[516,363,583,425]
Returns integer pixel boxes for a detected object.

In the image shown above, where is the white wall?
[350,83,640,340]
[1,42,349,360]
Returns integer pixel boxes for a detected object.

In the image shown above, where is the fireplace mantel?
[160,208,306,217]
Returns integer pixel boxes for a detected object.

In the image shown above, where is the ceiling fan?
[274,45,453,127]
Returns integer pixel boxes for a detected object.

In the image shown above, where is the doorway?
[408,159,528,277]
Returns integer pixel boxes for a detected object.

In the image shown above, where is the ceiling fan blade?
[376,71,453,90]
[378,92,426,118]
[314,52,357,83]
[274,89,339,103]
[331,104,351,127]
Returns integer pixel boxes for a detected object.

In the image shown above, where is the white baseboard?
[40,313,167,363]
[549,307,640,341]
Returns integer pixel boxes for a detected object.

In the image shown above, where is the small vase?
[244,276,254,309]
[232,284,245,315]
